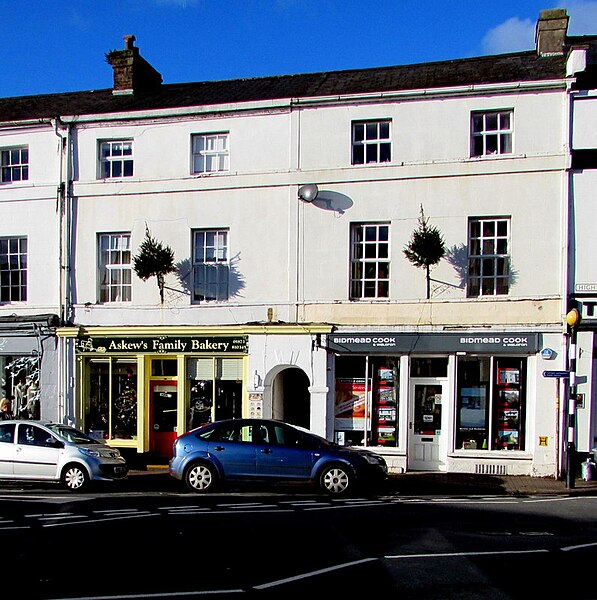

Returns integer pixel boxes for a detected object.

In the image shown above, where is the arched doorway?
[271,367,310,429]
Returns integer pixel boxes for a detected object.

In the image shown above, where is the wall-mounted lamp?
[254,370,262,388]
[298,184,319,202]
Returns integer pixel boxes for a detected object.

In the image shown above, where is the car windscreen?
[46,424,101,445]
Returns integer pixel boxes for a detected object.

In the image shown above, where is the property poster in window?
[457,386,488,450]
[495,363,522,450]
[498,367,519,386]
[335,378,371,430]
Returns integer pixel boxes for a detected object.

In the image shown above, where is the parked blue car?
[169,418,388,495]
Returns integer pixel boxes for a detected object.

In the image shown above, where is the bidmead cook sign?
[327,333,538,354]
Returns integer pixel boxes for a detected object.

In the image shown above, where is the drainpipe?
[53,117,73,422]
[561,81,573,481]
[562,48,586,485]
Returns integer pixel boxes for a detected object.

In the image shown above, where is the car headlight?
[364,453,384,465]
[78,447,101,458]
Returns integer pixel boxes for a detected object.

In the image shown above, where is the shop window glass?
[152,359,177,376]
[87,360,110,439]
[371,361,399,446]
[1,355,40,419]
[111,361,138,439]
[410,357,448,377]
[186,357,243,430]
[85,358,138,441]
[334,356,399,448]
[188,358,214,430]
[456,357,489,450]
[494,358,525,450]
[456,356,525,451]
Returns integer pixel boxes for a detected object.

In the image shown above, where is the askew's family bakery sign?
[75,336,248,354]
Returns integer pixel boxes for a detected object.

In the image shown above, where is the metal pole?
[566,317,578,489]
[555,379,560,480]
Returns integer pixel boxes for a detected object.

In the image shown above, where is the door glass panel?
[413,384,442,435]
[153,386,177,433]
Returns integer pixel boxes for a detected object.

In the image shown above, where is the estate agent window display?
[456,356,525,452]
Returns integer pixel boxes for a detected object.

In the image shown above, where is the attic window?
[1,146,28,183]
[351,120,391,165]
[99,140,134,179]
[471,110,513,157]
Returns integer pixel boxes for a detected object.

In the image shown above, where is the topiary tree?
[403,205,445,299]
[132,225,176,303]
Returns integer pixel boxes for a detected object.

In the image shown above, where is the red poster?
[335,378,370,430]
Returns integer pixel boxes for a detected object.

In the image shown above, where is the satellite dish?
[298,184,319,202]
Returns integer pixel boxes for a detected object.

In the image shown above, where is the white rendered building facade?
[0,10,593,476]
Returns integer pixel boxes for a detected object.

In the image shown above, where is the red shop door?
[150,380,177,459]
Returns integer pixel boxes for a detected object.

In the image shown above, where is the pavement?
[128,465,597,496]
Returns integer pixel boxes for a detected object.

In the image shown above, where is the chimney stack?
[107,35,163,95]
[535,8,569,56]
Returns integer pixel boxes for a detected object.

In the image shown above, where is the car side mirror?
[46,438,64,449]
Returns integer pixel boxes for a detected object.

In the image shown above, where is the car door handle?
[213,445,225,451]
[260,448,273,454]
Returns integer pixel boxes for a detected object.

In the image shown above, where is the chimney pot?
[124,35,136,50]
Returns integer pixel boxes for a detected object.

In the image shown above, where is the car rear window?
[0,423,15,443]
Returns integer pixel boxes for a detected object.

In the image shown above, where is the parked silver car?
[0,420,128,491]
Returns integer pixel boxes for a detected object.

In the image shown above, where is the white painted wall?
[0,125,62,314]
[66,85,567,328]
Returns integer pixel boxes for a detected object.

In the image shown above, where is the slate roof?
[0,50,568,123]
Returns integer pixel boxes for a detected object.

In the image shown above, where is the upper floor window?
[1,147,28,183]
[0,237,27,302]
[351,120,391,165]
[192,229,229,302]
[471,110,513,157]
[98,233,131,302]
[467,217,510,297]
[350,223,390,299]
[192,133,229,174]
[99,140,133,179]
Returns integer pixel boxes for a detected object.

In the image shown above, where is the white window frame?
[351,120,391,165]
[1,146,29,183]
[470,110,513,157]
[98,233,132,302]
[99,140,134,179]
[350,223,390,299]
[467,217,510,297]
[192,133,229,174]
[192,229,229,302]
[0,236,27,302]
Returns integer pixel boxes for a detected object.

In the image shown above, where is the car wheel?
[61,463,89,491]
[185,462,218,493]
[319,464,353,495]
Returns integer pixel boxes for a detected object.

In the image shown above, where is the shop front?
[71,331,249,461]
[327,331,542,475]
[0,314,59,420]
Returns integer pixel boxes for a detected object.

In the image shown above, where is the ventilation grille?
[475,463,508,475]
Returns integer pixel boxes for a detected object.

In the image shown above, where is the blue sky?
[4,0,597,98]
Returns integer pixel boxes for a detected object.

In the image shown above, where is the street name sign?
[543,370,570,378]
